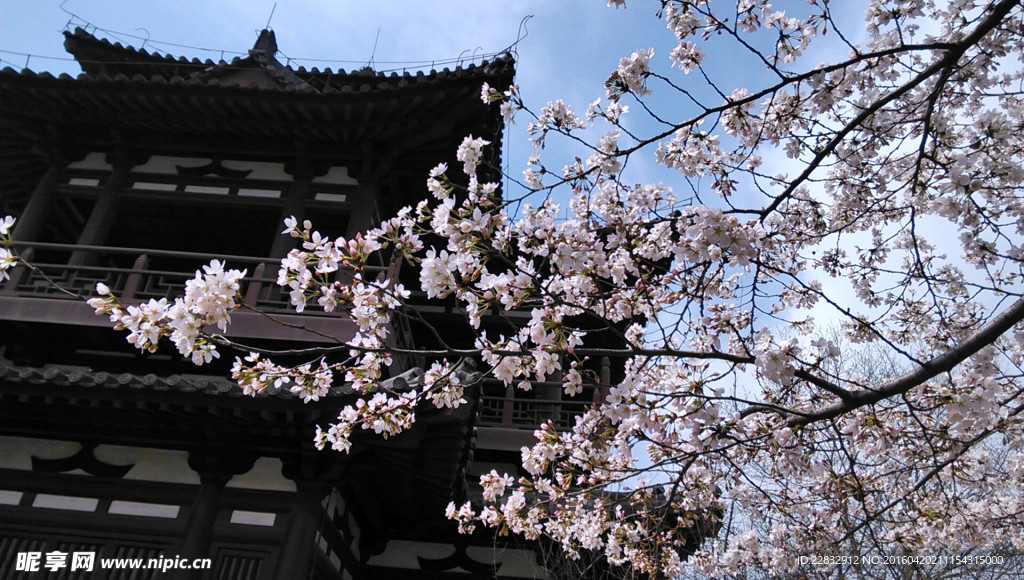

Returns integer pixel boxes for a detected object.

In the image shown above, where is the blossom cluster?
[85,260,245,365]
[605,48,653,100]
[480,81,521,124]
[231,351,333,403]
[0,215,16,281]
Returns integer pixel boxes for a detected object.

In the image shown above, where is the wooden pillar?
[275,456,346,580]
[348,143,383,241]
[175,474,228,571]
[11,155,67,242]
[273,480,329,580]
[70,153,134,265]
[596,356,612,403]
[344,180,380,240]
[502,384,515,427]
[169,450,257,580]
[270,150,312,259]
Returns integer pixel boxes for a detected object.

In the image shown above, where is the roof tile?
[0,359,481,400]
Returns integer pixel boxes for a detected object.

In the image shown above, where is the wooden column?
[70,153,134,266]
[348,143,383,240]
[594,356,613,403]
[538,372,562,425]
[274,456,346,580]
[344,179,380,240]
[169,450,257,580]
[11,154,67,242]
[175,473,229,572]
[270,150,312,259]
[273,480,329,580]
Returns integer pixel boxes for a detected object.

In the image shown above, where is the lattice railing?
[478,378,606,431]
[3,242,389,315]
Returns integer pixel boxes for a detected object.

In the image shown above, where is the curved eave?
[0,360,478,446]
[0,63,511,206]
[63,27,220,79]
[0,66,503,140]
[61,28,516,96]
[0,360,482,532]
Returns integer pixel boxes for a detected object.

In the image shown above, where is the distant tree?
[5,0,1024,578]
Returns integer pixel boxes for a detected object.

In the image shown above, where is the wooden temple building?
[0,28,612,579]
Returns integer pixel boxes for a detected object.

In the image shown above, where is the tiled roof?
[0,29,513,207]
[57,27,514,95]
[0,359,473,400]
[0,361,243,395]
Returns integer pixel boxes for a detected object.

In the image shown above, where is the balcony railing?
[478,378,607,431]
[3,242,390,311]
[1,242,396,343]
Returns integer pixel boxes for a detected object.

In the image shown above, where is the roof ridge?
[61,26,515,83]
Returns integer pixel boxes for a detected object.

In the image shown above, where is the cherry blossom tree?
[5,0,1024,577]
[705,331,1024,579]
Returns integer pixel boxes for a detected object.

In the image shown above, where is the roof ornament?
[250,28,278,58]
[59,0,81,34]
[135,28,150,51]
[505,14,533,61]
[457,47,484,68]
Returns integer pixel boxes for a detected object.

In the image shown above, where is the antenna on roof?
[368,28,381,69]
[265,3,277,30]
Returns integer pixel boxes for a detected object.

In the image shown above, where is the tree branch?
[789,295,1024,427]
[759,0,1022,221]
